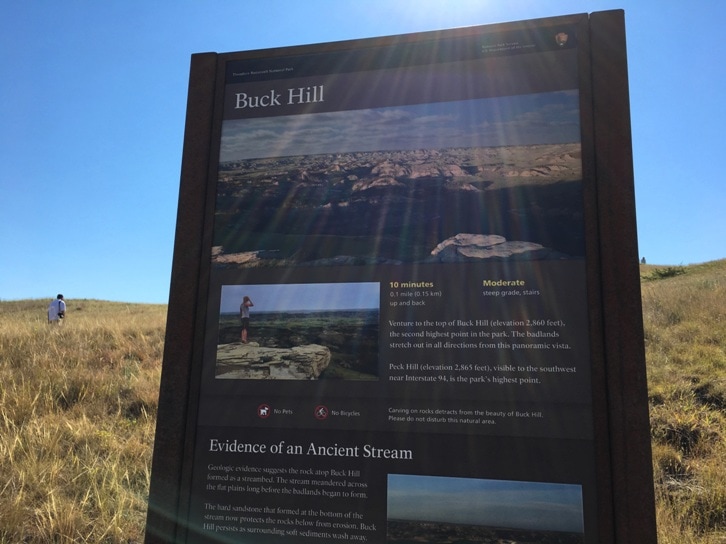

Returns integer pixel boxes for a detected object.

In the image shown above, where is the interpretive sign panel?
[146,11,656,544]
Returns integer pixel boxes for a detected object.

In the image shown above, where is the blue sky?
[388,474,583,532]
[2,1,724,303]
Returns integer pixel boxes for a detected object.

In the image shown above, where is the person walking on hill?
[48,294,66,325]
[240,295,254,343]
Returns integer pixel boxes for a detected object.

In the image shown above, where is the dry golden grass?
[1,261,724,542]
[642,260,726,543]
[0,299,165,543]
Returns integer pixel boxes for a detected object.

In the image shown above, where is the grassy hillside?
[641,260,726,543]
[0,261,724,542]
[0,299,165,543]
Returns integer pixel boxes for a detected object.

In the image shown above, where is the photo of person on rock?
[216,283,379,380]
[239,295,253,343]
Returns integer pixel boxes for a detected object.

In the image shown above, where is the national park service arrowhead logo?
[555,32,569,47]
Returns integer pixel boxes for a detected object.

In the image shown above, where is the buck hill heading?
[234,85,325,109]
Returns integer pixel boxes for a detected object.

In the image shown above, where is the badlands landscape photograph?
[212,92,584,267]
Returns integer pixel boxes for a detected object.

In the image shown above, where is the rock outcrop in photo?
[216,343,331,380]
[429,233,567,262]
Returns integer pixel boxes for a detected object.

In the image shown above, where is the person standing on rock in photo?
[240,295,254,343]
[48,294,66,325]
